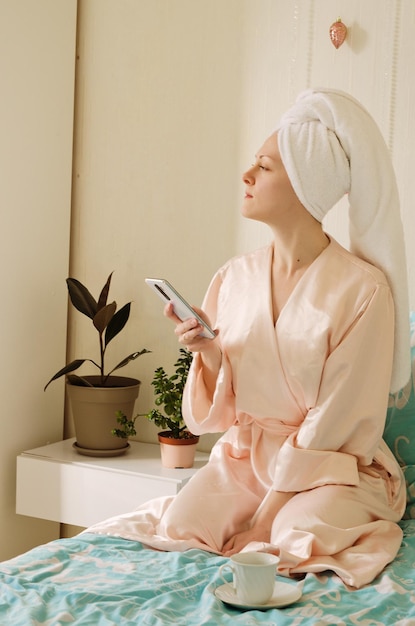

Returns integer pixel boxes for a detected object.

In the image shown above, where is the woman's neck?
[271,226,330,277]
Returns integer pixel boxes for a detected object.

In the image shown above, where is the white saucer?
[214,581,302,610]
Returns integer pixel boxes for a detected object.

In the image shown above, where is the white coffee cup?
[218,552,279,604]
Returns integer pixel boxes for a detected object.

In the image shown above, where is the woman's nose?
[243,165,255,184]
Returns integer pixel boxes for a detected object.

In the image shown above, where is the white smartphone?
[145,278,216,339]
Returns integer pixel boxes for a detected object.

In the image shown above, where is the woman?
[88,89,410,588]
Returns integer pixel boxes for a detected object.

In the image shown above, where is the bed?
[1,315,415,626]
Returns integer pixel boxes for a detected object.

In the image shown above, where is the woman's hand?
[164,302,221,396]
[164,302,217,353]
[222,523,271,557]
[223,490,296,556]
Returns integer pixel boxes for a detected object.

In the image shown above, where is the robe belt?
[235,413,299,437]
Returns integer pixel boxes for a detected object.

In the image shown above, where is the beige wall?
[68,0,415,448]
[0,0,77,558]
[2,0,414,552]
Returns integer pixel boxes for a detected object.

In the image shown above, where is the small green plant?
[44,272,150,389]
[146,348,194,439]
[112,410,139,439]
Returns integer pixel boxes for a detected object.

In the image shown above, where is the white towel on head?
[277,88,410,393]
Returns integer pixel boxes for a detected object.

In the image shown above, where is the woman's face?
[241,132,303,227]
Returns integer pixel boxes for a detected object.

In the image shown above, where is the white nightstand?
[16,438,209,528]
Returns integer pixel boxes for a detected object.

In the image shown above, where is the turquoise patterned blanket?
[1,521,414,625]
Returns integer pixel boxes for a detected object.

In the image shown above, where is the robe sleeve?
[182,271,237,436]
[273,282,395,492]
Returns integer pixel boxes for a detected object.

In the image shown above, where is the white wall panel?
[68,0,244,445]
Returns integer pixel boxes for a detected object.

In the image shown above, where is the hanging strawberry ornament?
[329,18,347,49]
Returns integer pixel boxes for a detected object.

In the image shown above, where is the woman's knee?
[271,484,373,536]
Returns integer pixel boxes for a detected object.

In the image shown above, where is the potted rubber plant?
[145,348,199,468]
[44,272,150,457]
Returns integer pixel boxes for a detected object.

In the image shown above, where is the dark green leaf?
[97,273,113,311]
[67,278,97,319]
[105,302,131,346]
[93,302,116,335]
[44,359,88,390]
[107,349,151,376]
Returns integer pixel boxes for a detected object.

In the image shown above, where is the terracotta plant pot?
[67,375,140,457]
[158,431,200,468]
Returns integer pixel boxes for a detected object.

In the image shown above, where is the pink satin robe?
[87,238,406,588]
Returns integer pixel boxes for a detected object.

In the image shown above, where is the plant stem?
[99,335,105,384]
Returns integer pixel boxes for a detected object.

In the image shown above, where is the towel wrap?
[277,88,410,393]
